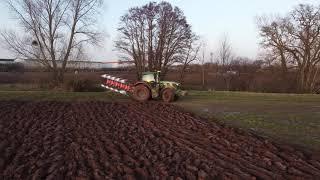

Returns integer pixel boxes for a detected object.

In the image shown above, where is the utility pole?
[210,52,213,64]
[202,49,205,90]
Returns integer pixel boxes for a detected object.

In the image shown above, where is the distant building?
[0,59,23,72]
[0,58,133,70]
[15,59,114,70]
[0,59,15,64]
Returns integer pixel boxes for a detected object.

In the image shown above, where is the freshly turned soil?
[0,101,319,179]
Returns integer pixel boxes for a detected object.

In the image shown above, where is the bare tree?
[199,41,207,90]
[258,4,320,93]
[1,0,103,84]
[216,34,233,70]
[115,2,196,79]
[178,36,200,84]
[216,34,234,90]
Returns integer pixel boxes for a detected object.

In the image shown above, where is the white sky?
[0,0,319,62]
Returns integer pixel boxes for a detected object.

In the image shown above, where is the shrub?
[66,79,105,92]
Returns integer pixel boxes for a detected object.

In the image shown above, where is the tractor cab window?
[142,73,156,82]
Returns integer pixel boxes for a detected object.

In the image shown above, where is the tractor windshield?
[142,73,156,82]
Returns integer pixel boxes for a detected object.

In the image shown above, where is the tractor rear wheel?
[132,84,151,102]
[162,88,175,103]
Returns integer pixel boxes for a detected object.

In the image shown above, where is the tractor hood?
[160,81,181,88]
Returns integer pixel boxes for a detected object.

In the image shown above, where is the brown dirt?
[0,101,319,180]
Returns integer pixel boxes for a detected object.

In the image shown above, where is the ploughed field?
[1,101,320,179]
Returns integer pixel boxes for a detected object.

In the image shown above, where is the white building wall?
[15,59,113,69]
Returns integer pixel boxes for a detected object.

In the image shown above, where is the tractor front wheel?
[132,84,151,102]
[162,88,175,103]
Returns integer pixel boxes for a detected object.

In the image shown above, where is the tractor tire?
[162,88,175,103]
[132,84,151,102]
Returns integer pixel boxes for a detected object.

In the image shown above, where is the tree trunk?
[52,69,59,86]
[202,65,205,90]
[179,65,187,84]
[136,71,142,81]
[305,65,316,93]
[279,48,288,78]
[297,68,307,93]
[51,68,65,86]
[310,67,319,92]
[58,70,65,84]
[160,67,168,81]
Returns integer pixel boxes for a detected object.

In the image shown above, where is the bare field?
[1,101,320,179]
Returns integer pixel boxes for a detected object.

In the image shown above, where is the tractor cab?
[141,71,160,83]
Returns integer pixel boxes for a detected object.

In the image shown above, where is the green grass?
[184,90,320,103]
[0,90,319,151]
[175,91,320,151]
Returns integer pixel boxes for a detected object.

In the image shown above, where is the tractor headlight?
[173,83,180,88]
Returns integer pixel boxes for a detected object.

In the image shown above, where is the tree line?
[1,1,319,93]
[258,4,320,93]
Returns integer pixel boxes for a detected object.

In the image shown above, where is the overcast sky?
[0,0,319,62]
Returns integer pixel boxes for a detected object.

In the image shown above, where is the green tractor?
[132,71,187,102]
[101,71,187,102]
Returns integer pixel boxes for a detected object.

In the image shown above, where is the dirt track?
[1,101,320,179]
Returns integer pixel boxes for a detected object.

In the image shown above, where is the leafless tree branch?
[1,0,103,84]
[115,2,196,79]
